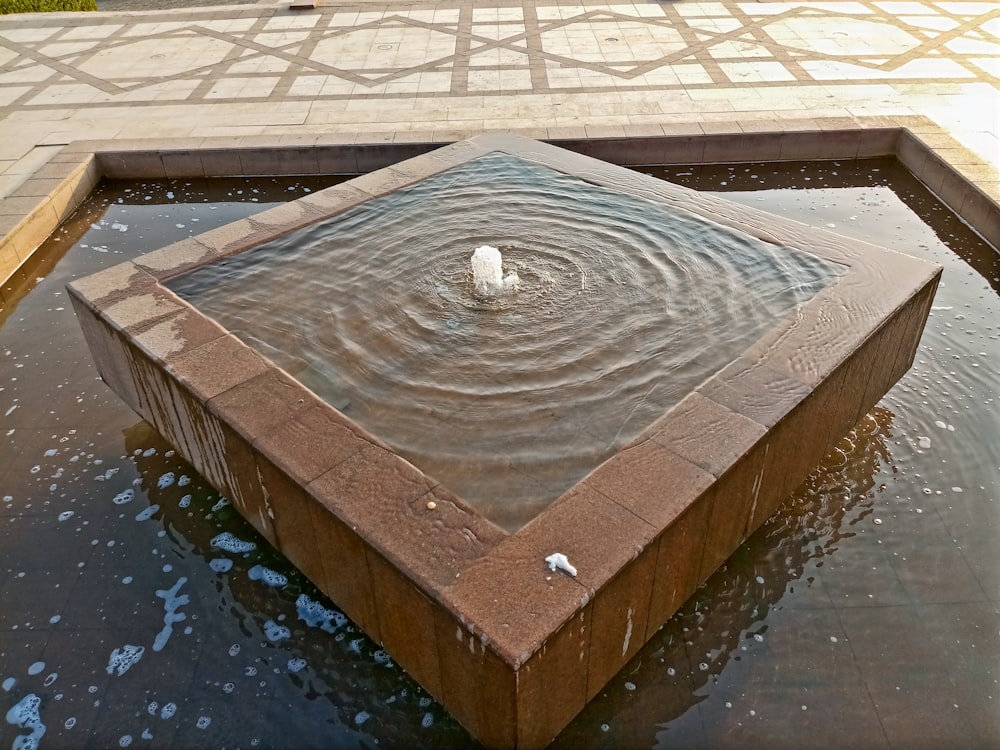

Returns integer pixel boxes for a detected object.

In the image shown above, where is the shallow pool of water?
[1,160,997,750]
[168,153,839,531]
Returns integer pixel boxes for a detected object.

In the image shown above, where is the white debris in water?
[119,734,132,747]
[196,716,211,730]
[248,565,287,588]
[296,594,347,633]
[545,553,577,577]
[287,658,307,673]
[178,475,190,487]
[918,436,931,449]
[210,497,230,512]
[209,558,233,573]
[57,511,74,522]
[755,576,765,584]
[160,702,177,720]
[178,495,191,509]
[263,620,291,642]
[2,677,15,692]
[27,662,44,676]
[210,532,255,553]
[111,222,128,232]
[106,644,145,676]
[153,578,189,652]
[135,505,159,522]
[112,489,135,505]
[6,693,45,749]
[157,472,175,489]
[354,711,370,726]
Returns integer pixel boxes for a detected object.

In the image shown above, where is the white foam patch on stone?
[6,692,45,749]
[210,532,255,553]
[248,565,287,588]
[153,577,189,652]
[135,505,159,522]
[107,644,145,676]
[545,552,577,577]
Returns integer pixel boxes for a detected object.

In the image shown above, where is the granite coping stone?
[64,132,945,749]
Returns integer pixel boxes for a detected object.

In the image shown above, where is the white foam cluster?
[6,693,46,749]
[263,620,291,642]
[248,565,287,588]
[295,594,347,633]
[157,472,175,489]
[153,578,189,653]
[210,532,255,553]
[112,489,135,505]
[287,658,307,673]
[210,498,230,512]
[209,559,233,573]
[106,644,145,676]
[135,504,159,522]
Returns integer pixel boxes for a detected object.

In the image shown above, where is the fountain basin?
[67,134,941,749]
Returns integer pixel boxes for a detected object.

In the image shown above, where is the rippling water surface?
[169,153,839,530]
[1,158,997,750]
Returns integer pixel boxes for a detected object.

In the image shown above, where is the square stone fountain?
[67,134,941,749]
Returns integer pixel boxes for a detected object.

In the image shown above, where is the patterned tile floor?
[0,0,997,188]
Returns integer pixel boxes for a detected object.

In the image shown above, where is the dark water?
[168,153,839,531]
[2,161,998,750]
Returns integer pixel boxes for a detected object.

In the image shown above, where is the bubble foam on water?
[2,677,15,692]
[210,532,255,554]
[112,489,134,505]
[135,504,159,522]
[27,662,44,676]
[287,658,307,673]
[153,578,189,652]
[106,644,145,676]
[248,565,288,588]
[160,702,177,720]
[157,472,175,489]
[264,620,291,642]
[209,558,233,573]
[296,594,346,633]
[6,692,46,749]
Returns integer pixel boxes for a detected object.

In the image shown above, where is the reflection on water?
[2,161,997,750]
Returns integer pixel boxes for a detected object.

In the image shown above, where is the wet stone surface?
[2,162,998,749]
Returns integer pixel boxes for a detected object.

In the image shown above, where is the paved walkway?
[0,0,998,196]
